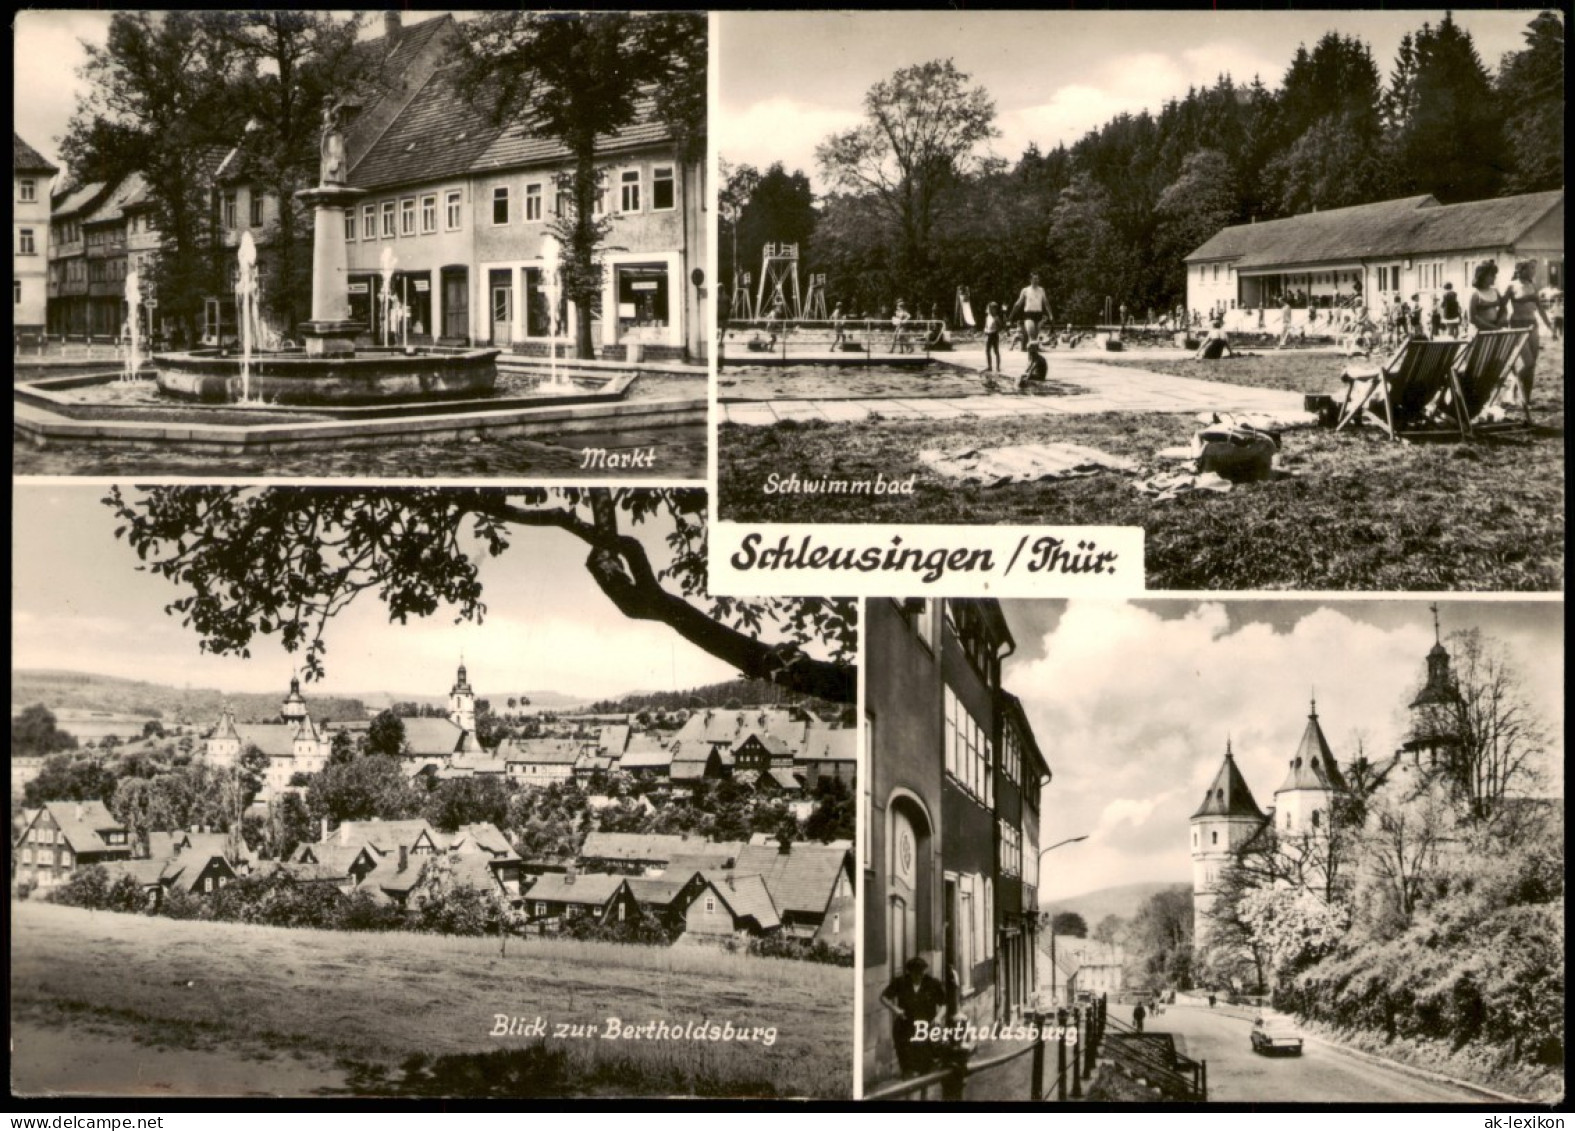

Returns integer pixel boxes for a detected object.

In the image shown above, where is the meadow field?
[718,340,1565,591]
[10,900,851,1099]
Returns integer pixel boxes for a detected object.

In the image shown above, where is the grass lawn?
[10,900,851,1099]
[718,363,1017,401]
[717,342,1564,591]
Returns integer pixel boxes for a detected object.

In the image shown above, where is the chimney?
[726,874,735,891]
[383,11,401,43]
[564,871,575,886]
[75,803,84,821]
[398,845,408,873]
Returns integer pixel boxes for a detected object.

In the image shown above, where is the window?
[18,228,36,255]
[223,192,237,229]
[653,165,675,211]
[555,187,573,218]
[704,895,716,915]
[1285,811,1293,830]
[445,190,463,230]
[832,913,841,935]
[492,185,509,225]
[401,197,416,236]
[594,175,608,217]
[617,902,626,922]
[998,819,1022,877]
[20,177,36,202]
[344,208,356,241]
[204,876,215,893]
[249,192,264,228]
[361,203,375,241]
[12,279,19,304]
[1211,831,1218,845]
[381,201,396,238]
[535,901,546,916]
[620,168,641,212]
[420,194,436,234]
[1312,809,1322,829]
[21,848,32,864]
[943,687,992,806]
[524,183,542,222]
[1001,723,1022,785]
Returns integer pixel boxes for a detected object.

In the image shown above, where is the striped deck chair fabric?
[1337,338,1464,440]
[1446,327,1532,433]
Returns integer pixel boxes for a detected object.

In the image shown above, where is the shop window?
[614,262,669,341]
[653,166,675,211]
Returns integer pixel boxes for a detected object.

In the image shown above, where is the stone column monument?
[295,100,367,357]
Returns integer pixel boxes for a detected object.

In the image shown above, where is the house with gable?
[14,801,134,890]
[524,871,638,929]
[735,841,855,947]
[15,133,57,342]
[674,872,781,941]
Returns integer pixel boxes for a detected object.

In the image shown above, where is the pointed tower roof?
[1277,698,1347,793]
[1410,604,1462,708]
[1192,741,1267,820]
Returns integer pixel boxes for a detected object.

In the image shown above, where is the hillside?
[584,677,844,718]
[12,669,366,728]
[1040,880,1192,927]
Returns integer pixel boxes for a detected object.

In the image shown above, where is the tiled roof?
[452,823,517,858]
[735,843,849,917]
[670,707,813,753]
[472,95,672,172]
[1191,746,1266,821]
[798,728,855,763]
[101,858,168,887]
[598,725,631,755]
[293,842,373,875]
[1187,191,1565,268]
[15,132,57,173]
[348,66,502,193]
[401,716,468,757]
[618,735,673,769]
[528,872,626,906]
[627,875,689,906]
[272,859,349,885]
[46,801,128,856]
[448,851,506,894]
[663,850,745,874]
[52,182,108,219]
[579,831,715,863]
[1277,708,1348,794]
[333,819,440,855]
[701,872,780,931]
[500,738,583,765]
[233,723,301,759]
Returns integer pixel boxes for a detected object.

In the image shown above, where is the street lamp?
[1038,835,1089,1011]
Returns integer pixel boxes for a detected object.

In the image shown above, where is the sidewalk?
[720,348,1309,426]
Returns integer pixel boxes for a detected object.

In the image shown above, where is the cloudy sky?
[1002,599,1564,905]
[717,9,1541,192]
[13,484,742,702]
[12,10,452,177]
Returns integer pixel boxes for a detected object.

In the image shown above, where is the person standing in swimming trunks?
[1009,272,1049,343]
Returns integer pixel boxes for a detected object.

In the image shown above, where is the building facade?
[1186,190,1565,325]
[14,133,57,340]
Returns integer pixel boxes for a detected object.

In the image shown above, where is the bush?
[562,906,677,947]
[16,880,35,901]
[747,934,854,966]
[52,865,112,909]
[160,886,204,920]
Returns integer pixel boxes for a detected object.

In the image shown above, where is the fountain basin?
[154,345,499,405]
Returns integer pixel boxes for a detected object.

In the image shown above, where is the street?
[1156,1004,1490,1103]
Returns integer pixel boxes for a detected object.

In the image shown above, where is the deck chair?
[1335,338,1464,440]
[1443,327,1532,436]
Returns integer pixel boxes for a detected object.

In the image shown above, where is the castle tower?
[207,705,242,768]
[1190,740,1268,944]
[1399,604,1465,779]
[281,672,308,727]
[1272,696,1346,841]
[449,659,476,735]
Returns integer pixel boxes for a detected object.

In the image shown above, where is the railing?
[1100,1010,1208,1101]
[864,1002,1106,1103]
[717,318,944,366]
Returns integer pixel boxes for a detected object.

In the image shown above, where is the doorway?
[442,267,469,342]
[489,268,513,346]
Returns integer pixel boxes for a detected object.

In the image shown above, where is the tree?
[1092,914,1125,945]
[1496,12,1565,194]
[1387,14,1506,201]
[424,776,513,834]
[24,753,116,807]
[328,728,357,767]
[1049,911,1088,939]
[816,59,997,312]
[1154,150,1238,299]
[722,162,817,309]
[198,12,371,331]
[105,487,857,703]
[365,711,408,759]
[454,13,706,359]
[12,705,80,758]
[1123,889,1194,992]
[1236,887,1349,989]
[237,742,271,804]
[141,719,167,740]
[802,775,855,843]
[308,754,424,824]
[61,12,244,343]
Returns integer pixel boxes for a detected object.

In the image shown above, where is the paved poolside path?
[718,347,1314,426]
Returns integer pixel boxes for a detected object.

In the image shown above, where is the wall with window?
[345,183,477,343]
[15,169,53,331]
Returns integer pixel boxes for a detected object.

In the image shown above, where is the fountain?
[121,269,144,382]
[542,234,569,390]
[152,98,499,405]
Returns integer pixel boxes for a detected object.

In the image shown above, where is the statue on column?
[319,99,347,185]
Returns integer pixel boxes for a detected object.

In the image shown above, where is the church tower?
[281,672,308,728]
[449,659,476,735]
[1190,740,1268,944]
[1272,696,1346,841]
[1398,604,1465,783]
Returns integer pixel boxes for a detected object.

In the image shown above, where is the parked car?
[1250,1015,1304,1056]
